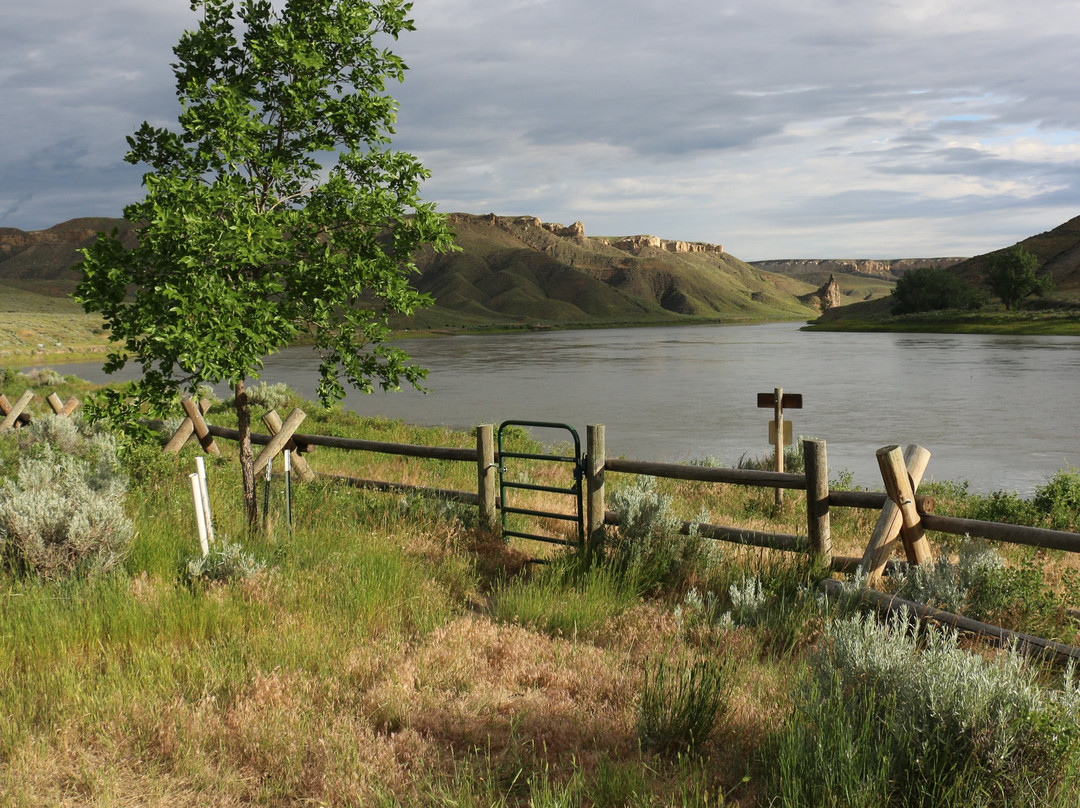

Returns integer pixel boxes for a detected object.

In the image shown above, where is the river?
[47,322,1079,494]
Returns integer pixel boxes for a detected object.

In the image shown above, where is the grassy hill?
[809,215,1080,334]
[403,214,822,330]
[0,215,830,340]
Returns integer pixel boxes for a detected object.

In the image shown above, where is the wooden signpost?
[757,387,803,505]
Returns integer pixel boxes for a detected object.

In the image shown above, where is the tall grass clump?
[605,475,714,595]
[0,418,132,577]
[771,608,1080,807]
[637,651,736,752]
[490,554,639,638]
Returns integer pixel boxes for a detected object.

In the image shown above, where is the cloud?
[1,0,1079,258]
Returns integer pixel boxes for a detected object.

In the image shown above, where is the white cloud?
[1,0,1079,258]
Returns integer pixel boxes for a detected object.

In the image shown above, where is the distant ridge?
[0,213,901,329]
[751,257,967,285]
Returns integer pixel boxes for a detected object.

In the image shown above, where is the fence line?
[162,406,1080,562]
[6,390,1076,659]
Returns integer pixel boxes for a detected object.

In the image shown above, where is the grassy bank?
[806,299,1080,336]
[2,383,1080,805]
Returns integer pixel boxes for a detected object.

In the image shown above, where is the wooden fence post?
[587,424,606,549]
[476,424,497,530]
[45,393,80,417]
[262,409,315,482]
[181,396,221,456]
[773,387,784,506]
[875,444,933,567]
[0,389,34,434]
[860,444,931,584]
[60,396,81,417]
[163,398,213,453]
[803,438,831,565]
[253,408,306,475]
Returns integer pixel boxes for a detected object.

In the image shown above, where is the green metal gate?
[497,421,584,548]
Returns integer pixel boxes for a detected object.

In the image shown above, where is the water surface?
[49,322,1079,493]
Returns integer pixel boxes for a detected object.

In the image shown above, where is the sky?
[3,0,1080,260]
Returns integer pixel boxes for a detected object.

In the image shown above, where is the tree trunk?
[235,379,258,528]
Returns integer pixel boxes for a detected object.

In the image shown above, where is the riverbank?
[805,296,1080,336]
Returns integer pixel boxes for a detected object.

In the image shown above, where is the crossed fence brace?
[860,444,933,585]
[164,395,315,482]
[0,389,81,433]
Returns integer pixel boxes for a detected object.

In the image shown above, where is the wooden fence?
[6,389,1076,661]
[161,399,1080,662]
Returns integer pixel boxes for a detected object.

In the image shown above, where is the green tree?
[76,0,454,524]
[890,266,982,315]
[985,245,1052,310]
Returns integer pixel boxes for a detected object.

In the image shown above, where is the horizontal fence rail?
[920,513,1080,554]
[820,578,1080,665]
[204,424,478,462]
[604,457,807,491]
[604,510,809,554]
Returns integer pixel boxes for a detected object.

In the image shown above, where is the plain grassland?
[1,378,1080,806]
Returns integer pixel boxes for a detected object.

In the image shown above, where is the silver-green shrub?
[775,608,1080,806]
[606,476,713,594]
[24,413,81,454]
[225,381,292,413]
[183,541,265,584]
[894,538,1005,614]
[0,433,133,577]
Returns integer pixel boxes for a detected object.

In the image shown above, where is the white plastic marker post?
[284,449,293,534]
[189,473,209,557]
[263,454,272,532]
[195,456,215,544]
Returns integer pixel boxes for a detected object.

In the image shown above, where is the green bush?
[637,651,735,752]
[891,266,984,314]
[0,432,133,578]
[772,609,1080,807]
[605,476,714,595]
[183,541,266,584]
[963,468,1080,532]
[1033,468,1080,531]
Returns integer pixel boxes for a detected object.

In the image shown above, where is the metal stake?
[262,455,272,533]
[284,449,293,537]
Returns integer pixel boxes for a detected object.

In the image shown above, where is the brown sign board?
[757,392,803,409]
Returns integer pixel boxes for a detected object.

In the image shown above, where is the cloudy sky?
[3,0,1080,259]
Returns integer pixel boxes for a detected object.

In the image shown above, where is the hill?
[402,213,825,329]
[0,218,136,295]
[0,214,832,331]
[809,214,1080,333]
[951,214,1080,294]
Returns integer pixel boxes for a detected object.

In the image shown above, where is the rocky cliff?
[751,257,965,280]
[445,213,723,257]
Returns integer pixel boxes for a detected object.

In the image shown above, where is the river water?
[48,322,1079,494]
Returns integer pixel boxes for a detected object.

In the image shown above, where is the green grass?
[2,386,1080,805]
[807,299,1080,335]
